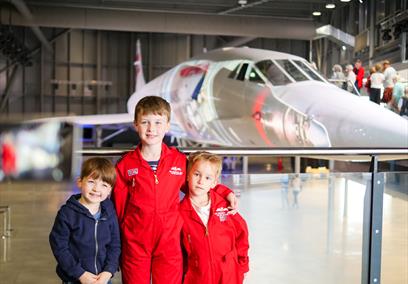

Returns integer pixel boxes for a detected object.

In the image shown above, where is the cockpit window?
[236,63,248,81]
[255,60,292,86]
[228,63,249,81]
[228,64,240,79]
[275,60,308,82]
[294,60,324,82]
[248,68,265,84]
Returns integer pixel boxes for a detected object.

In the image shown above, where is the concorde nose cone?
[276,81,408,148]
[328,98,408,147]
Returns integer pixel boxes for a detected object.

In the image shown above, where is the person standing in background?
[353,59,365,92]
[368,64,385,104]
[345,64,356,93]
[389,74,408,113]
[382,60,397,103]
[331,64,346,89]
[365,66,376,98]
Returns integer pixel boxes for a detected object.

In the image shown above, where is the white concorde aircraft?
[39,47,408,148]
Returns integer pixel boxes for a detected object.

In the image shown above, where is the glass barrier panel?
[0,167,406,283]
[220,172,370,283]
[381,171,408,283]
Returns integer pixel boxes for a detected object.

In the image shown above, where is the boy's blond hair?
[80,157,116,188]
[375,63,382,72]
[134,96,171,122]
[187,151,222,178]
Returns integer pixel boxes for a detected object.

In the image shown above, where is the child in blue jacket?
[49,157,121,284]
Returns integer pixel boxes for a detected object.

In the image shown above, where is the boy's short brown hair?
[80,157,116,188]
[187,151,223,178]
[134,96,171,122]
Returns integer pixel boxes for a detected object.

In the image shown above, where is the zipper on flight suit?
[205,224,216,283]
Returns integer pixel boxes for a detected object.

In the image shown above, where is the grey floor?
[0,173,407,284]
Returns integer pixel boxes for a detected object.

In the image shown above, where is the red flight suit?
[180,190,249,284]
[353,66,365,89]
[112,143,231,284]
[1,143,16,176]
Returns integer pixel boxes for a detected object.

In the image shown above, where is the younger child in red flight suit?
[112,96,237,284]
[180,151,249,284]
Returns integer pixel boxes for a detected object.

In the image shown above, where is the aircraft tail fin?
[134,39,146,92]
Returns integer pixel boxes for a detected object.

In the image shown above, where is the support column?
[242,156,249,190]
[326,160,335,253]
[368,0,375,66]
[95,126,103,148]
[343,177,349,218]
[361,156,384,284]
[0,65,19,114]
[67,31,71,114]
[294,156,301,174]
[96,31,102,114]
[40,37,45,113]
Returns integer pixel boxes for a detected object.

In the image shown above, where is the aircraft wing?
[31,113,133,126]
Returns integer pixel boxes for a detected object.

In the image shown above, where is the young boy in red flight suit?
[180,151,249,284]
[112,96,237,284]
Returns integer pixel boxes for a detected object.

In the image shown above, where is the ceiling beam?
[2,5,319,40]
[221,37,257,48]
[9,0,53,52]
[218,0,272,15]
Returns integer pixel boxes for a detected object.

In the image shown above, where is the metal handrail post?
[361,156,384,284]
[0,206,11,238]
[1,210,6,239]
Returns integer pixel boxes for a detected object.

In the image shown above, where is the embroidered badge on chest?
[127,168,138,176]
[214,207,229,222]
[169,166,183,176]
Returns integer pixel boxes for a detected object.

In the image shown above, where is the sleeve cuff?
[71,266,86,280]
[103,265,117,276]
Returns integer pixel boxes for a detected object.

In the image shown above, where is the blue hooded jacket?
[49,194,121,282]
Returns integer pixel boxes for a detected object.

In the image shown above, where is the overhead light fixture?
[325,3,336,9]
[312,11,322,16]
[238,0,247,6]
[342,45,347,50]
[340,0,351,2]
[359,0,363,3]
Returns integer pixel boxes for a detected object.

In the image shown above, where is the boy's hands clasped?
[94,271,113,284]
[79,271,97,284]
[79,271,113,284]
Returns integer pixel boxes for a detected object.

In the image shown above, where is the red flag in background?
[134,39,146,92]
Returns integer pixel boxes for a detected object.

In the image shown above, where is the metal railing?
[328,78,362,96]
[79,147,408,157]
